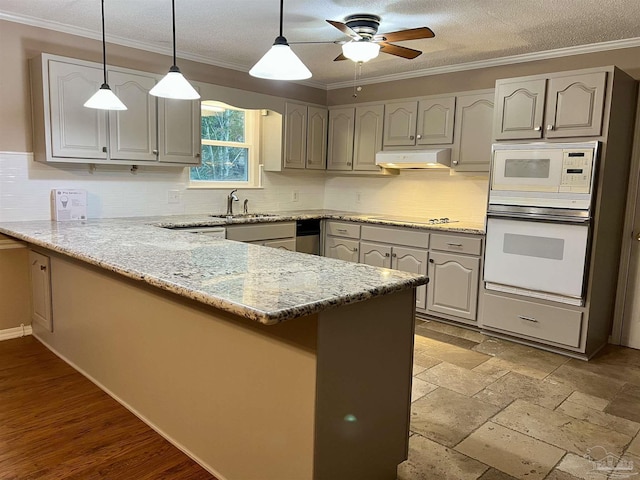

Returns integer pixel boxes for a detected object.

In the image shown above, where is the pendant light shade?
[84,0,127,110]
[150,0,200,99]
[249,0,312,81]
[342,41,381,63]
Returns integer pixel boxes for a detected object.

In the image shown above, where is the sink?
[209,213,280,219]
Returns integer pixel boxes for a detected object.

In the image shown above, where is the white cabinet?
[283,102,327,170]
[494,70,607,140]
[31,53,201,166]
[451,91,494,172]
[324,221,360,262]
[29,250,52,332]
[328,105,384,172]
[383,96,455,147]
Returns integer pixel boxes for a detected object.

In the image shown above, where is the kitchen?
[2,1,640,479]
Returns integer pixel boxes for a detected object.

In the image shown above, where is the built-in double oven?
[484,142,599,306]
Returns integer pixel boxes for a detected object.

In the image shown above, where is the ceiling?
[2,0,640,88]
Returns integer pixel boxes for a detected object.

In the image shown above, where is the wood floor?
[0,336,216,480]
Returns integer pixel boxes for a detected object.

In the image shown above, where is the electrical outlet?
[292,190,299,202]
[168,190,181,204]
[356,192,362,204]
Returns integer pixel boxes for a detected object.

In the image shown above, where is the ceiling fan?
[325,14,435,63]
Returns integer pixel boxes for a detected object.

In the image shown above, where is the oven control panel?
[559,150,593,193]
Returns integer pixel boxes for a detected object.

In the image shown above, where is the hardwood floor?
[0,336,216,480]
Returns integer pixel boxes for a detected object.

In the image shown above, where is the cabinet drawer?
[430,233,482,255]
[250,238,296,251]
[226,222,295,242]
[482,293,583,348]
[361,225,429,248]
[325,221,361,239]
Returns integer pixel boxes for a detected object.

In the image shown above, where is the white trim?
[0,11,325,90]
[32,332,227,480]
[0,324,33,341]
[326,37,640,90]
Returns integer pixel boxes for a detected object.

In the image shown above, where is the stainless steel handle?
[546,125,554,131]
[534,126,541,131]
[152,149,159,155]
[40,265,47,271]
[337,228,348,233]
[447,243,463,247]
[518,315,538,323]
[637,233,640,241]
[416,134,422,139]
[452,160,459,165]
[487,211,590,225]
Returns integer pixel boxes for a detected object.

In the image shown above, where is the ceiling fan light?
[342,41,381,62]
[249,41,312,81]
[84,84,127,110]
[150,67,200,99]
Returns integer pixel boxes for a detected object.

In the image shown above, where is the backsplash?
[0,152,488,223]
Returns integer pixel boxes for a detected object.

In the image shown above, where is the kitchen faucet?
[226,189,239,216]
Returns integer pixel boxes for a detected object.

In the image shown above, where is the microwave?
[489,142,599,210]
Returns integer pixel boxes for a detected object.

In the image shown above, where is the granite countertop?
[0,217,429,325]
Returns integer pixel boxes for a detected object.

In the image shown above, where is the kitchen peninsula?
[0,217,428,480]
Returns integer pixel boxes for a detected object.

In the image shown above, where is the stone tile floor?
[398,319,640,480]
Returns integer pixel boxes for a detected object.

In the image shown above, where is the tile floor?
[398,319,640,480]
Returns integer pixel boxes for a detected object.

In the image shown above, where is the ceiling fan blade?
[376,27,435,43]
[379,42,423,59]
[326,20,362,40]
[333,53,348,61]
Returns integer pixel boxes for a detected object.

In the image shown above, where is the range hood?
[375,149,452,169]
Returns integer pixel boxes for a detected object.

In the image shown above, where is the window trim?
[189,105,262,189]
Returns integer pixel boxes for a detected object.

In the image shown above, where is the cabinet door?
[48,60,107,159]
[108,70,158,161]
[324,236,359,262]
[258,238,296,251]
[383,101,417,146]
[327,107,355,171]
[353,104,384,171]
[29,250,52,332]
[359,241,392,268]
[158,98,201,164]
[283,102,307,169]
[427,252,480,321]
[393,246,428,311]
[306,106,328,170]
[416,96,455,145]
[452,92,494,172]
[494,79,546,140]
[544,72,607,138]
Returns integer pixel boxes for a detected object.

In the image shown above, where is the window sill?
[188,183,264,190]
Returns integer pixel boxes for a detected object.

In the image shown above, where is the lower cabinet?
[29,250,53,332]
[226,222,296,251]
[427,251,480,321]
[324,236,360,262]
[249,238,296,251]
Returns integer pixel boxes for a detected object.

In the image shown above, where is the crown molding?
[326,37,640,90]
[0,11,326,90]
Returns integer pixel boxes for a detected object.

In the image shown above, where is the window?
[190,101,260,188]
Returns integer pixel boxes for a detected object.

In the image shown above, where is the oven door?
[484,216,589,302]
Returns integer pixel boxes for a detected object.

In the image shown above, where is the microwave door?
[492,149,564,192]
[484,217,589,299]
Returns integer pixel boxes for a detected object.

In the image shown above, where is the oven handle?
[487,211,591,225]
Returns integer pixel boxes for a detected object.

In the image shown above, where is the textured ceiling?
[2,0,640,87]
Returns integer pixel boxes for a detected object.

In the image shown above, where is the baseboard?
[0,324,33,341]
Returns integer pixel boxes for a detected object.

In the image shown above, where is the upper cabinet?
[452,92,494,172]
[494,71,607,140]
[283,102,328,170]
[383,96,455,147]
[328,104,384,172]
[31,53,201,166]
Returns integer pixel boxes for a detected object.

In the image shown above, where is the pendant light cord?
[172,0,177,67]
[101,0,107,85]
[279,0,284,37]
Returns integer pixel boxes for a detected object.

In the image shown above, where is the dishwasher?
[295,219,320,255]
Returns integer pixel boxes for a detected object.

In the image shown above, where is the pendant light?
[150,0,200,100]
[84,0,127,110]
[249,0,311,80]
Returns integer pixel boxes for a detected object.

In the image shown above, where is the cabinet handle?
[347,162,352,166]
[337,228,348,233]
[353,247,358,252]
[152,149,159,155]
[392,253,397,258]
[518,315,538,323]
[447,243,463,247]
[102,146,107,153]
[416,134,422,139]
[385,252,390,257]
[409,135,415,140]
[429,258,434,263]
[534,126,541,131]
[546,125,554,131]
[195,152,201,158]
[40,265,47,271]
[452,160,459,165]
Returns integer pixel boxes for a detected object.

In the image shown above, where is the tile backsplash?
[0,152,488,223]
